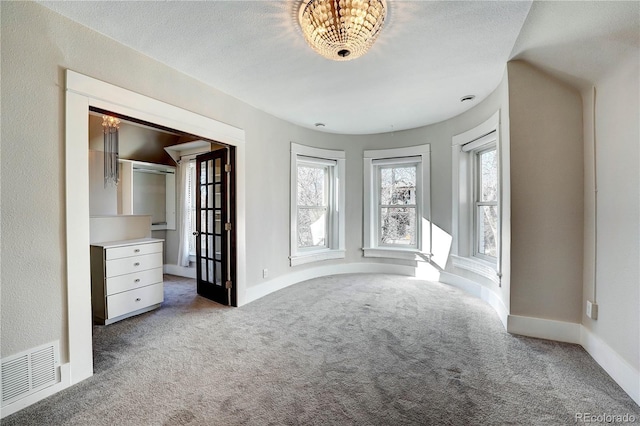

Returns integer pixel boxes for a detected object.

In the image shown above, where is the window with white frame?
[290,143,345,266]
[296,158,331,249]
[377,159,419,247]
[363,144,431,260]
[474,146,498,260]
[451,111,502,284]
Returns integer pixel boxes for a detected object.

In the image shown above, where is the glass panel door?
[195,148,233,305]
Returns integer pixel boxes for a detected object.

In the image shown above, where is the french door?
[195,147,236,306]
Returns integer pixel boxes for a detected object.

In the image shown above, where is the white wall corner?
[506,315,581,344]
[163,264,196,279]
[438,271,509,330]
[580,326,640,406]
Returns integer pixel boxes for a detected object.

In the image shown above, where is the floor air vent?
[1,341,60,406]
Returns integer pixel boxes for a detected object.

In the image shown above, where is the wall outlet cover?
[586,300,598,320]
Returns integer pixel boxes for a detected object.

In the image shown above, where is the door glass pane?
[380,207,416,245]
[215,184,221,207]
[200,210,207,233]
[480,149,497,202]
[208,186,214,208]
[208,160,215,184]
[208,260,215,284]
[214,160,222,183]
[380,166,416,205]
[215,212,221,234]
[478,205,498,257]
[200,161,208,184]
[297,207,327,248]
[215,263,222,285]
[201,259,207,280]
[200,185,206,209]
[215,236,222,258]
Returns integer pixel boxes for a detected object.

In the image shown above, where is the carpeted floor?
[4,274,639,425]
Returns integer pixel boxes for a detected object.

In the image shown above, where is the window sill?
[450,255,500,284]
[362,247,431,261]
[290,249,345,266]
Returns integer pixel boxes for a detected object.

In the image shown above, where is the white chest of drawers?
[90,238,164,325]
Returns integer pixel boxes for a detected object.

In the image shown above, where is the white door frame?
[65,70,246,384]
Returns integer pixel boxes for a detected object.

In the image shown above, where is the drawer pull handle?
[135,298,141,302]
[134,262,140,267]
[134,249,140,253]
[134,279,141,283]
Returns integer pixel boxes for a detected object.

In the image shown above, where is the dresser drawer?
[106,283,164,319]
[106,242,163,260]
[106,252,163,278]
[105,267,163,295]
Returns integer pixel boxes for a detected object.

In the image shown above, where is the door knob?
[193,231,200,236]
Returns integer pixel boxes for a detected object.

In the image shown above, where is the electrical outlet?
[262,268,268,279]
[586,300,598,320]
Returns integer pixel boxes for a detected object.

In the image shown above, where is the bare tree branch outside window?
[297,164,328,248]
[379,165,417,246]
[477,149,498,257]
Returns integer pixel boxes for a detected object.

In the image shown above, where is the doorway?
[66,69,246,385]
[87,107,237,306]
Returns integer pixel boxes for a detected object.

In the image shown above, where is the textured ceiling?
[38,1,638,135]
[510,1,640,90]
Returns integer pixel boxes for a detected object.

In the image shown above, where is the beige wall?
[582,53,639,368]
[507,60,584,323]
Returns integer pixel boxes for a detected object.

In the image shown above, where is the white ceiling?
[39,1,639,135]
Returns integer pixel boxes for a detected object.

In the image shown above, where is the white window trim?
[452,111,502,283]
[290,143,345,266]
[363,144,431,259]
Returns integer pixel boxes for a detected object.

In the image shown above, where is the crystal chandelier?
[298,0,387,61]
[102,115,120,186]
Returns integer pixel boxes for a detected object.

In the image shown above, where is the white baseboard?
[163,264,196,279]
[245,262,416,305]
[1,363,71,419]
[506,315,581,344]
[581,327,640,406]
[439,271,509,330]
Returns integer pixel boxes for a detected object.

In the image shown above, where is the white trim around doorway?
[65,70,246,387]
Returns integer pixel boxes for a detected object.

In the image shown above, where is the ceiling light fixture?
[298,0,387,61]
[102,115,120,186]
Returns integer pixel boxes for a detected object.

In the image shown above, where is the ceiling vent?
[1,341,60,407]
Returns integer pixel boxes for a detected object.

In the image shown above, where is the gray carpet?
[4,274,639,425]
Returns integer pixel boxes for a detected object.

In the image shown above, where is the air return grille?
[1,342,59,406]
